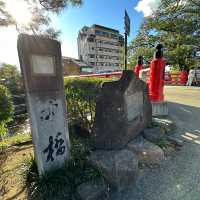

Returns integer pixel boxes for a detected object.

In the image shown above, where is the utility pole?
[124,32,127,70]
[124,10,130,71]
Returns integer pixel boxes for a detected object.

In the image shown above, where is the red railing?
[164,72,188,85]
[66,71,200,86]
[67,71,122,79]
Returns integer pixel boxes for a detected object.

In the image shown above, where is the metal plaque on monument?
[17,34,70,175]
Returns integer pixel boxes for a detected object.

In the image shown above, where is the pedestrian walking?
[134,56,143,78]
[195,67,200,86]
[186,68,195,86]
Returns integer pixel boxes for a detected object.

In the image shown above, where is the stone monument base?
[152,102,168,116]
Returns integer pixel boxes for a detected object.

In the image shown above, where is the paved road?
[113,86,200,200]
[165,86,200,130]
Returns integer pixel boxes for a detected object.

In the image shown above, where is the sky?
[0,0,159,67]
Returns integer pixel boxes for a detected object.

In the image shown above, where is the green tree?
[0,63,23,94]
[0,84,14,137]
[130,0,200,70]
[0,0,59,39]
[38,0,83,12]
[129,22,157,67]
[148,0,200,70]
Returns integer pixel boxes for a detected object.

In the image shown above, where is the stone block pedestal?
[88,149,139,191]
[152,102,168,117]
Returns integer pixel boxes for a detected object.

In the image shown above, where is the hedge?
[64,77,115,132]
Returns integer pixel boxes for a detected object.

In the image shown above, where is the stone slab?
[153,117,175,134]
[77,179,109,200]
[88,149,138,190]
[92,70,152,150]
[152,102,168,116]
[127,136,165,165]
[143,127,166,143]
[17,34,70,175]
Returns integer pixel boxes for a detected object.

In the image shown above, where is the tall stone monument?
[17,34,70,174]
[92,70,152,150]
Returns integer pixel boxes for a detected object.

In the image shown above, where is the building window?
[111,33,118,39]
[87,37,94,42]
[102,31,109,37]
[95,30,101,35]
[89,54,95,58]
[97,40,102,44]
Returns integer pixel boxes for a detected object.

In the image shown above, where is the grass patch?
[0,133,31,153]
[22,135,103,200]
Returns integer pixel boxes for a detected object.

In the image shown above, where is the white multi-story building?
[77,24,124,72]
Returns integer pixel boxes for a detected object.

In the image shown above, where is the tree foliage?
[0,84,13,122]
[129,0,200,70]
[0,63,23,94]
[129,22,156,67]
[0,1,14,26]
[0,84,14,137]
[39,0,83,12]
[0,0,82,39]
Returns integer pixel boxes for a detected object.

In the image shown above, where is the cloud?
[135,0,160,17]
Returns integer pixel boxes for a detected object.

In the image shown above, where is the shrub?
[0,84,14,138]
[22,134,102,200]
[64,77,114,132]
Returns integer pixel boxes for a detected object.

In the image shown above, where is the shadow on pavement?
[167,101,200,145]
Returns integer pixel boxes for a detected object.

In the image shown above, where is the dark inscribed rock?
[92,70,152,150]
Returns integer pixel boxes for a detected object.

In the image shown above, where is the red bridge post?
[180,70,188,85]
[148,44,168,116]
[149,44,166,102]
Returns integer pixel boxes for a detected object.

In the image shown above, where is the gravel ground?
[111,86,200,200]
